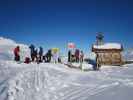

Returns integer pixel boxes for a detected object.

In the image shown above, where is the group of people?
[13,45,101,71]
[68,49,84,63]
[29,44,44,63]
[13,44,61,64]
[13,45,84,64]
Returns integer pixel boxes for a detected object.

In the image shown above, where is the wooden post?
[96,53,100,70]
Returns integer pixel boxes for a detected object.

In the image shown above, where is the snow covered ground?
[0,61,133,100]
[0,37,133,100]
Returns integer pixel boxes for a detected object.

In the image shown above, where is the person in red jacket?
[24,57,30,64]
[14,46,20,61]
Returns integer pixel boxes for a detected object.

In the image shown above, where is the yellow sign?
[52,48,59,53]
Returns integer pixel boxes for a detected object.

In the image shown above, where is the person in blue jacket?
[29,44,35,61]
[39,46,43,62]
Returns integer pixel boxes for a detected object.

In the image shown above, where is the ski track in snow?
[0,61,133,100]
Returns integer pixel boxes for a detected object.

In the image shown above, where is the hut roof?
[92,43,123,52]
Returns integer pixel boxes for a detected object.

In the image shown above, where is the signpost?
[68,43,76,63]
[68,43,76,49]
[52,48,59,53]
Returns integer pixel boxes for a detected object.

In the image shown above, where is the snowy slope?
[0,61,133,100]
[0,37,30,61]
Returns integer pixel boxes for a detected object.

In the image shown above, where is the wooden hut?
[92,43,123,65]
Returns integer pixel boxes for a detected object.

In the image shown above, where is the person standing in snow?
[58,56,62,63]
[47,49,52,62]
[75,49,80,63]
[80,51,84,63]
[44,49,52,62]
[53,52,59,63]
[39,46,43,62]
[95,53,101,70]
[29,44,35,61]
[34,48,39,63]
[24,57,30,64]
[14,46,20,61]
[68,50,71,62]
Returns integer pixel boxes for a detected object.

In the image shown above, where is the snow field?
[0,61,132,100]
[0,37,133,100]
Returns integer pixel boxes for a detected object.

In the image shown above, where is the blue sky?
[0,0,133,54]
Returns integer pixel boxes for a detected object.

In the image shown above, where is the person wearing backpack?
[29,44,35,61]
[39,46,43,62]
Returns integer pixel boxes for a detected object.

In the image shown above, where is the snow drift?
[0,37,30,61]
[123,48,133,61]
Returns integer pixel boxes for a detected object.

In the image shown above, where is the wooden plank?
[63,63,80,69]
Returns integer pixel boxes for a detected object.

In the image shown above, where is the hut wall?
[97,52,122,65]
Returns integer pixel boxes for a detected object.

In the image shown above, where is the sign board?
[68,43,75,49]
[52,48,59,53]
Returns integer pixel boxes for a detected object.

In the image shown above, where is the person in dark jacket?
[75,49,80,62]
[44,49,51,62]
[68,50,71,62]
[80,51,84,63]
[39,46,43,62]
[29,44,35,61]
[43,55,46,62]
[89,59,97,70]
[44,52,48,62]
[47,49,52,62]
[34,48,38,62]
[14,46,20,61]
[24,57,30,64]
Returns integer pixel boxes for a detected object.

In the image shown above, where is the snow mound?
[0,37,30,61]
[123,48,133,61]
[93,43,122,49]
[0,37,16,46]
